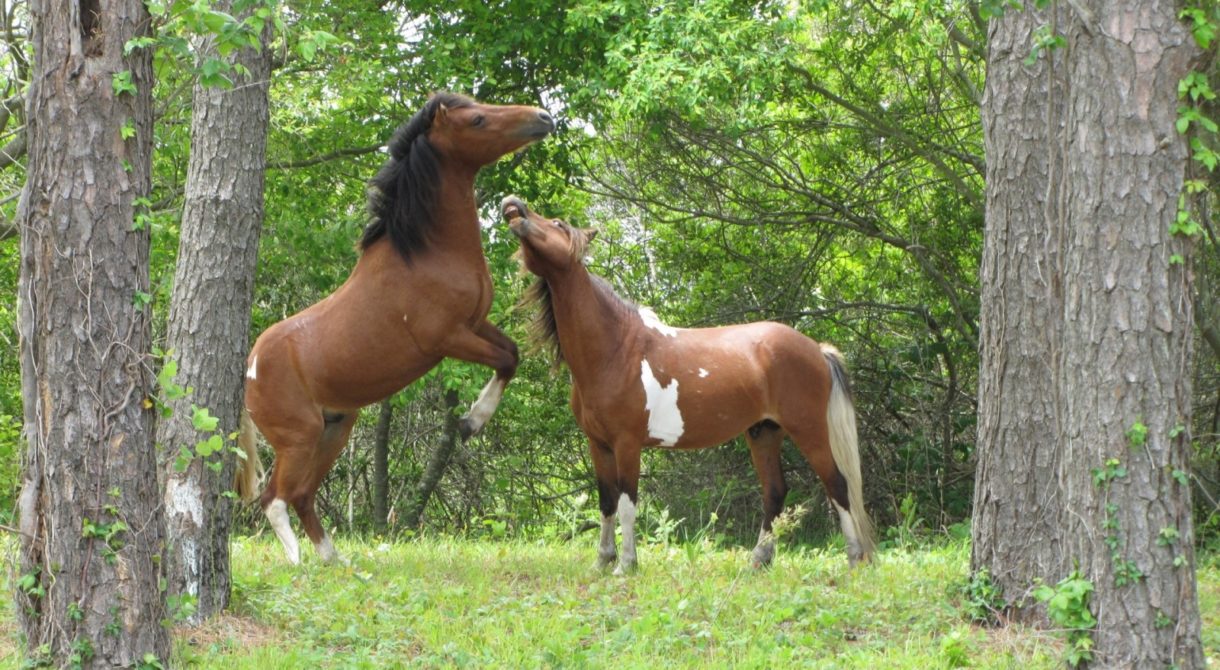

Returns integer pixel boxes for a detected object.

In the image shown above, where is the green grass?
[3,537,1218,668]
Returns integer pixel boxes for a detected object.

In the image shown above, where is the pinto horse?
[502,196,875,573]
[235,94,553,564]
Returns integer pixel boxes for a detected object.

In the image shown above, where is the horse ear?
[585,227,600,244]
[434,104,450,128]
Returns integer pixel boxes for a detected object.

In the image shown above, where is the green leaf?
[112,70,137,97]
[190,405,220,432]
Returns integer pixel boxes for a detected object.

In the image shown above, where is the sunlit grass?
[189,536,1065,669]
[2,536,1217,668]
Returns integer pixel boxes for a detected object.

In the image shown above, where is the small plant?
[1033,570,1097,667]
[958,568,1006,625]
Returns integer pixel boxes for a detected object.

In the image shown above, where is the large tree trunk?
[975,2,1203,666]
[14,0,168,664]
[971,2,1071,606]
[158,1,271,623]
[1056,3,1202,665]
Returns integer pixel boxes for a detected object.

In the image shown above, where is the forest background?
[0,0,1217,554]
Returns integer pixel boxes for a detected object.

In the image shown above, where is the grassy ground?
[1,537,1217,668]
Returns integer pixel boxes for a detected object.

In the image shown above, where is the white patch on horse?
[245,355,257,380]
[698,368,709,378]
[266,498,300,565]
[466,376,506,431]
[833,500,861,560]
[638,307,678,337]
[640,359,684,446]
[615,493,637,575]
[316,531,347,565]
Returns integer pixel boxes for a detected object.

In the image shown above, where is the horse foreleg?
[745,421,788,568]
[612,442,642,576]
[588,440,620,569]
[439,320,518,438]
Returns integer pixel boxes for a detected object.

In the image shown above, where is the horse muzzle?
[515,110,555,140]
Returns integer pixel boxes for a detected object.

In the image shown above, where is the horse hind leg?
[295,411,358,564]
[783,412,873,566]
[745,420,788,568]
[260,411,355,565]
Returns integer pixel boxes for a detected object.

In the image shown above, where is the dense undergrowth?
[4,533,1216,669]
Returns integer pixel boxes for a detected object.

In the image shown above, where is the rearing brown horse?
[502,196,875,573]
[237,94,553,564]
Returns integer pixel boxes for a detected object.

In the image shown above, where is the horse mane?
[518,228,632,369]
[360,93,476,261]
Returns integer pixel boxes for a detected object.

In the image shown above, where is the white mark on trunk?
[266,498,300,565]
[640,359,684,446]
[698,368,709,378]
[245,355,257,380]
[165,475,205,527]
[639,307,678,337]
[18,480,37,540]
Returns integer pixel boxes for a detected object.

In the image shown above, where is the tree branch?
[267,143,382,170]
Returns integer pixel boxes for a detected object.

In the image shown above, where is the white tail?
[234,409,265,503]
[822,344,876,561]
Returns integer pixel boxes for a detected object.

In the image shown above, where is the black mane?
[524,273,636,370]
[360,93,475,261]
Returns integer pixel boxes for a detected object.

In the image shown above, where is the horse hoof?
[751,544,775,569]
[457,416,476,440]
[612,562,636,576]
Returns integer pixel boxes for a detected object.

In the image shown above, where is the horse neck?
[548,267,636,383]
[430,166,483,256]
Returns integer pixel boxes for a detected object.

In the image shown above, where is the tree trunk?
[14,0,169,664]
[1056,3,1202,665]
[971,2,1071,608]
[373,398,393,532]
[975,2,1204,666]
[158,1,271,623]
[402,388,461,530]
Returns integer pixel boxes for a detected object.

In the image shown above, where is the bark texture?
[157,2,272,623]
[975,2,1203,666]
[972,2,1072,603]
[14,0,168,664]
[1056,3,1201,666]
[373,398,393,532]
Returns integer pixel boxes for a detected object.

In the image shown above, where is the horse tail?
[821,343,876,559]
[234,409,265,504]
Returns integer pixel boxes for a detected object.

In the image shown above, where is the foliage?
[1032,571,1097,667]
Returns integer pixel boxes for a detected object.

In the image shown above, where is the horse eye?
[471,115,486,127]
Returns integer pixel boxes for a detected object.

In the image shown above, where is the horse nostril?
[537,111,554,127]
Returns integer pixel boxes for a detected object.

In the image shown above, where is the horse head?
[428,96,554,169]
[502,195,597,278]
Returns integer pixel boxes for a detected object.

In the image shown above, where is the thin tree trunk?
[971,2,1071,610]
[373,397,393,532]
[402,388,461,530]
[158,1,271,623]
[14,0,169,663]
